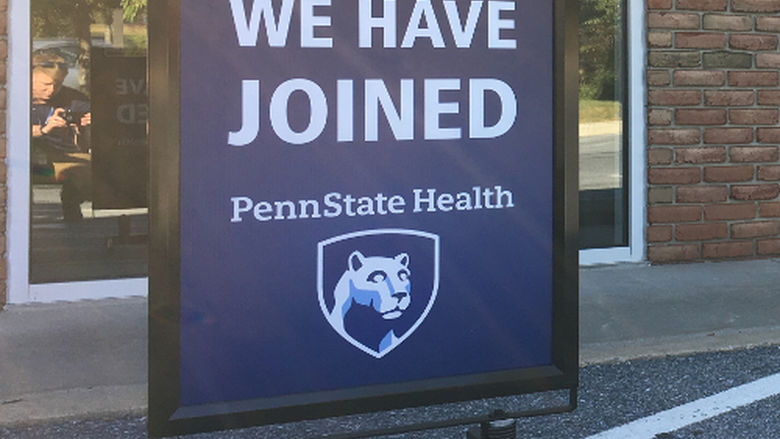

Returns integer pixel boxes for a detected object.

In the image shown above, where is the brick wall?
[0,0,7,306]
[647,0,780,263]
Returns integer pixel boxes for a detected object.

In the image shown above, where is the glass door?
[30,1,148,284]
[579,0,628,249]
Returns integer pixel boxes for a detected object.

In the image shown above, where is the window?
[29,1,148,283]
[579,0,628,249]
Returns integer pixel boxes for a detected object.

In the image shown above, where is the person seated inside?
[31,49,92,222]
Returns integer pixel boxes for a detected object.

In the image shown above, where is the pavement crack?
[1,398,23,405]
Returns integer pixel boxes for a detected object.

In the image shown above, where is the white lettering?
[231,196,253,222]
[488,1,516,49]
[254,201,273,220]
[337,80,354,142]
[359,0,397,48]
[413,188,436,213]
[424,78,461,140]
[365,79,414,141]
[469,78,516,139]
[228,80,260,146]
[402,0,445,48]
[443,1,483,48]
[301,0,332,48]
[270,78,328,145]
[323,192,343,217]
[230,0,295,47]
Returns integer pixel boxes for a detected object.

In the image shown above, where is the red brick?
[677,0,728,9]
[648,225,673,242]
[649,32,673,48]
[676,146,726,164]
[702,241,754,259]
[730,34,779,51]
[732,0,780,12]
[648,244,700,262]
[730,109,779,125]
[729,71,779,87]
[649,167,702,184]
[731,184,780,201]
[705,203,757,220]
[757,128,780,143]
[676,109,726,125]
[757,238,780,255]
[704,90,754,106]
[757,16,780,32]
[648,70,671,86]
[703,14,752,31]
[648,89,701,106]
[649,148,674,165]
[757,53,780,69]
[648,12,701,29]
[758,165,780,181]
[758,90,780,105]
[676,223,728,241]
[704,165,754,182]
[703,128,753,144]
[649,109,674,126]
[760,201,780,217]
[648,0,673,8]
[677,32,726,49]
[650,187,675,204]
[674,70,725,86]
[648,205,702,223]
[731,221,780,238]
[649,129,701,145]
[677,186,728,203]
[730,146,779,162]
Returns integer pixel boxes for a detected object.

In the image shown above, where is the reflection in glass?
[579,0,627,249]
[30,1,148,283]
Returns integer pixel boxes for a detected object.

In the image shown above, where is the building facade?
[646,0,780,262]
[1,0,780,306]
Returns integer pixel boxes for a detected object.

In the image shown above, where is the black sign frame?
[148,0,579,436]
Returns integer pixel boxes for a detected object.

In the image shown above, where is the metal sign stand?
[325,388,577,439]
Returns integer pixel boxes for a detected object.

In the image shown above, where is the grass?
[580,99,622,124]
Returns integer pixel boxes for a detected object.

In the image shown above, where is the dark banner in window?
[91,48,148,209]
[149,0,578,436]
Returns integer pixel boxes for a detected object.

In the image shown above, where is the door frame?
[6,0,147,304]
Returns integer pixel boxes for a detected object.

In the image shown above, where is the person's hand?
[80,112,91,127]
[41,108,68,134]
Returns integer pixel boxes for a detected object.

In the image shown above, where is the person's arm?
[32,108,68,137]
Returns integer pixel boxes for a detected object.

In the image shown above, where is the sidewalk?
[1,259,779,426]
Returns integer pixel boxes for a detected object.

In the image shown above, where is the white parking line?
[584,372,780,439]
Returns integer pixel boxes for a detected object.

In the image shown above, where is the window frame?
[6,0,148,304]
[579,0,646,265]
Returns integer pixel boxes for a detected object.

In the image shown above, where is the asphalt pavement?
[1,346,777,438]
[1,258,779,431]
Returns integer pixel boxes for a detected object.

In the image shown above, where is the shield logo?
[318,229,440,359]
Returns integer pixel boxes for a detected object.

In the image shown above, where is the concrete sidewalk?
[0,259,779,426]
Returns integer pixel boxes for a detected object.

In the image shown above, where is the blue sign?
[151,0,576,432]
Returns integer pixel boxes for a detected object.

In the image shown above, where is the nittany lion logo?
[318,229,439,358]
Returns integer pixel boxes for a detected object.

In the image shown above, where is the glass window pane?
[30,1,148,283]
[579,0,628,249]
